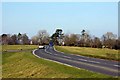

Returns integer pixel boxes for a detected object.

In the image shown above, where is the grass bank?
[55,46,119,61]
[2,45,114,78]
[2,45,38,52]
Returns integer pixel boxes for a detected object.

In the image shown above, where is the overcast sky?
[2,2,118,38]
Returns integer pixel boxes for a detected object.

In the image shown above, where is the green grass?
[2,45,38,52]
[55,46,119,61]
[2,45,115,78]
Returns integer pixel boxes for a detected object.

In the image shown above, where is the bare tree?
[37,30,49,45]
[102,32,117,49]
[114,37,120,49]
[31,36,39,45]
[104,32,117,40]
[80,30,91,47]
[63,34,70,46]
[93,37,102,48]
[22,33,29,45]
[11,34,17,45]
[63,34,79,46]
[1,34,8,45]
[69,34,79,46]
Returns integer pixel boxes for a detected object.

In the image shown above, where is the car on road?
[38,45,45,49]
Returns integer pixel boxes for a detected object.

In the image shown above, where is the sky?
[2,2,118,38]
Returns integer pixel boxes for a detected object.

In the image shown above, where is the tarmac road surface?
[33,46,120,77]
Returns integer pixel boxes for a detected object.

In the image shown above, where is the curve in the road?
[33,46,119,77]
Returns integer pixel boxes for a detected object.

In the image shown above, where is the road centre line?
[47,49,101,64]
[63,56,71,58]
[44,49,118,73]
[114,65,120,67]
[88,60,100,64]
[32,49,89,73]
[78,59,87,61]
[46,48,119,69]
[33,49,119,77]
[54,54,58,55]
[78,59,100,64]
[46,48,118,68]
[53,46,119,65]
[53,47,119,66]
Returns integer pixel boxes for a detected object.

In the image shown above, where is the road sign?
[49,41,54,47]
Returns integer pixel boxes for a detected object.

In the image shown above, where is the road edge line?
[32,49,91,72]
[32,49,118,77]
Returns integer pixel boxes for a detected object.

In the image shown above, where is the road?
[33,46,120,77]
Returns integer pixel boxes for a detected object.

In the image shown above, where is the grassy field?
[55,46,119,61]
[2,45,114,78]
[2,45,38,52]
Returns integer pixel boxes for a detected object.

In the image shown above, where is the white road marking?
[33,49,119,74]
[47,48,101,64]
[54,54,58,55]
[78,59,87,61]
[114,65,120,67]
[53,47,65,54]
[32,49,85,71]
[88,60,100,64]
[49,53,52,54]
[63,56,71,58]
[76,55,85,58]
[78,59,100,64]
[53,46,117,65]
[45,49,52,54]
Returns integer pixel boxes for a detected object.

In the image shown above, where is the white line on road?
[32,49,86,72]
[33,49,119,75]
[114,65,120,67]
[54,54,58,55]
[47,52,52,54]
[53,47,65,54]
[78,59,100,64]
[63,56,71,58]
[45,49,52,54]
[53,46,117,64]
[88,60,100,64]
[78,59,87,61]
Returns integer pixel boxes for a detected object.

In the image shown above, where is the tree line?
[0,33,29,45]
[51,29,120,50]
[0,29,120,49]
